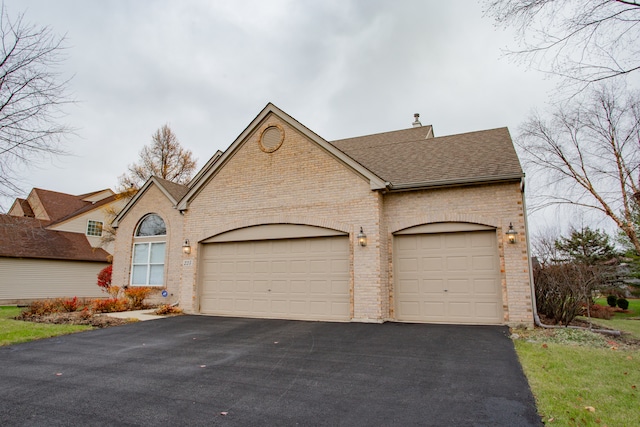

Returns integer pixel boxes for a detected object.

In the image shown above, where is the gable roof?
[48,193,119,227]
[111,176,188,228]
[331,127,523,190]
[8,198,34,217]
[154,177,190,201]
[177,103,387,210]
[0,215,110,262]
[29,188,90,221]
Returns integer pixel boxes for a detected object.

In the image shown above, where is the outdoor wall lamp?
[182,239,192,254]
[505,223,518,244]
[357,227,367,247]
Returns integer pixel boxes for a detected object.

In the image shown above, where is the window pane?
[150,242,166,264]
[87,220,103,237]
[133,243,149,264]
[136,214,166,236]
[149,265,164,285]
[132,265,148,285]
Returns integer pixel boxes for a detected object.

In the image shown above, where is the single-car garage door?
[394,225,503,324]
[200,227,350,321]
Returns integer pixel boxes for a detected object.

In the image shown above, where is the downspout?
[521,178,621,336]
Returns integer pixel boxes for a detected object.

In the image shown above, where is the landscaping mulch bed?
[16,312,136,328]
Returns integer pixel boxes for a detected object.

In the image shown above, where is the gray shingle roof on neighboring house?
[331,127,523,189]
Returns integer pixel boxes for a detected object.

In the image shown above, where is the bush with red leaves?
[97,265,112,292]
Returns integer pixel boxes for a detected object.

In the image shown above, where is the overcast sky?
[4,0,564,231]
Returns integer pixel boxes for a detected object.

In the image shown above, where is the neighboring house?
[112,103,534,326]
[0,188,127,304]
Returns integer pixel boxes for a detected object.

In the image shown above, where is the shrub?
[58,296,80,312]
[606,295,618,307]
[154,304,183,315]
[107,285,121,298]
[20,300,56,317]
[123,287,156,310]
[617,298,630,310]
[588,304,613,319]
[97,265,113,293]
[534,262,600,325]
[92,298,128,313]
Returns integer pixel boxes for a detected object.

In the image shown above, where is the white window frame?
[130,214,167,287]
[86,220,104,237]
[130,241,166,287]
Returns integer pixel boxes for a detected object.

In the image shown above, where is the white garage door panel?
[395,230,503,324]
[200,236,350,321]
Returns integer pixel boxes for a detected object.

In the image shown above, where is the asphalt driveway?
[0,316,541,426]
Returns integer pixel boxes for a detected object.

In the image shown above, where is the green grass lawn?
[0,306,92,346]
[584,298,640,340]
[515,299,640,426]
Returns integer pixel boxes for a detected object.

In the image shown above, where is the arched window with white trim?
[131,214,166,287]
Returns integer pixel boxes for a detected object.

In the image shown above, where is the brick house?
[0,188,126,304]
[112,103,533,326]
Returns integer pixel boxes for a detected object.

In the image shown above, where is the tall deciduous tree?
[0,4,71,199]
[484,0,640,91]
[118,124,197,191]
[518,84,640,254]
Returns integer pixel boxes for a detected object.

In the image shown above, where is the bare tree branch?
[484,0,640,93]
[518,83,640,253]
[0,3,72,202]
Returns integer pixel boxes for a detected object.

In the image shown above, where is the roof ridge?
[331,124,433,143]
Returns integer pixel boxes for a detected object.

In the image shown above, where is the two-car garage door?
[199,226,350,321]
[394,225,503,324]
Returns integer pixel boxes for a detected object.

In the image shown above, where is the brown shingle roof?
[32,188,91,222]
[332,125,434,150]
[331,127,522,188]
[153,177,189,202]
[18,199,34,217]
[48,194,118,226]
[0,215,110,262]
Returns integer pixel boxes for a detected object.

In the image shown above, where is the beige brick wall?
[111,184,184,305]
[112,113,533,326]
[182,113,385,321]
[383,182,533,326]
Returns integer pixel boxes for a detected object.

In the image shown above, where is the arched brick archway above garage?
[194,214,352,244]
[388,213,499,235]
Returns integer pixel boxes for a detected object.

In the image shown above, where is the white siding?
[0,258,109,304]
[47,198,127,253]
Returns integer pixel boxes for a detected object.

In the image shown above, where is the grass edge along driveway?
[0,306,92,346]
[513,299,640,426]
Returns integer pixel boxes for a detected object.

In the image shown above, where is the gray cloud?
[3,0,558,230]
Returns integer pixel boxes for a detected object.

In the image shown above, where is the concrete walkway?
[101,309,166,321]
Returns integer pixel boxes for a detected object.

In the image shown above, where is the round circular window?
[259,125,284,153]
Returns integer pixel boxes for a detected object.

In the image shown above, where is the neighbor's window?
[86,220,103,237]
[131,214,166,287]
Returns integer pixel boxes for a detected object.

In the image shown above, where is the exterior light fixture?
[357,227,367,247]
[505,223,518,244]
[182,239,191,254]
